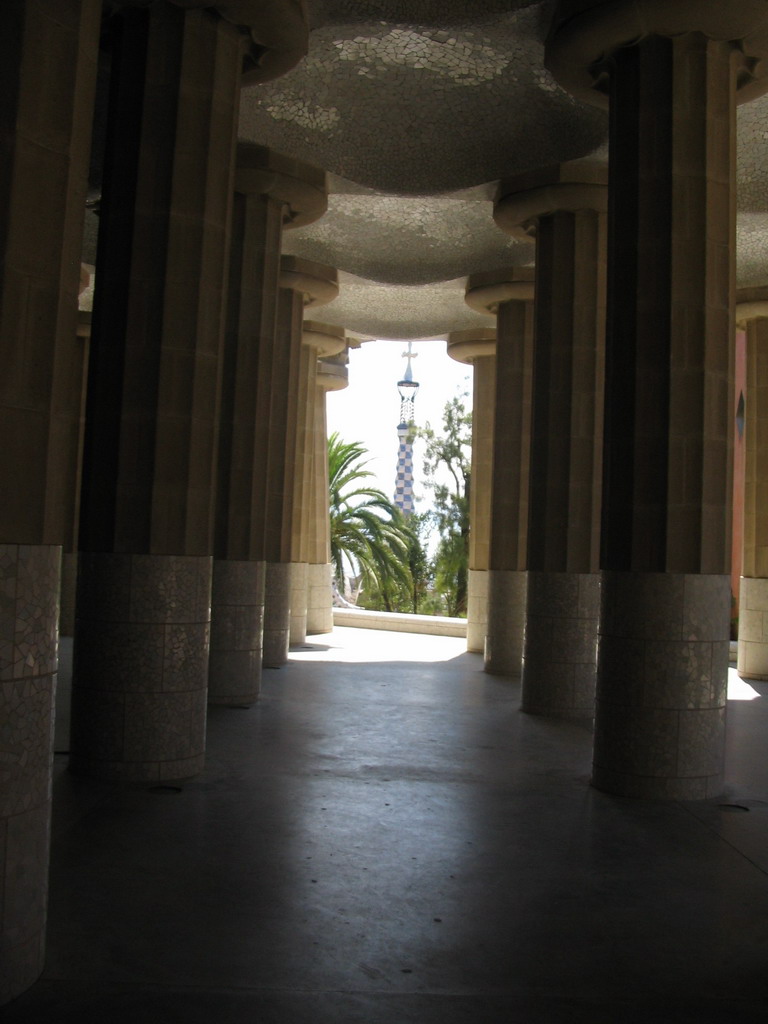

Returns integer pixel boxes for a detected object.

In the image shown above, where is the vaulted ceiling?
[237,0,768,340]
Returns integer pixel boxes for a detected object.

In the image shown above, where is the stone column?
[55,304,93,753]
[465,270,535,675]
[288,341,315,644]
[263,258,339,663]
[211,145,327,703]
[0,0,100,1004]
[494,163,607,716]
[304,323,348,634]
[60,284,93,639]
[447,330,497,653]
[547,0,768,797]
[71,2,248,781]
[736,289,768,678]
[317,347,352,619]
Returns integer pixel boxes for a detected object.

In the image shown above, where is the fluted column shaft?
[737,308,768,678]
[262,285,305,664]
[288,342,316,643]
[527,208,605,576]
[0,0,100,1004]
[210,187,283,704]
[485,293,534,675]
[305,325,347,634]
[448,330,496,653]
[269,263,338,657]
[72,2,243,780]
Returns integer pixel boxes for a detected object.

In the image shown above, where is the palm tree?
[328,432,413,605]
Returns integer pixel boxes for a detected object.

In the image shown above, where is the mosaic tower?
[394,342,420,515]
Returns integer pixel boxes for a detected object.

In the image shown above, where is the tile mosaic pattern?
[736,93,768,284]
[239,3,606,340]
[209,559,265,705]
[0,546,60,686]
[0,545,60,1005]
[484,569,527,676]
[309,271,498,340]
[263,561,291,667]
[236,4,768,343]
[521,571,598,715]
[593,571,731,800]
[283,185,533,287]
[70,553,211,781]
[242,9,607,195]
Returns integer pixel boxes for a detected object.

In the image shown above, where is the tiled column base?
[0,544,60,1005]
[70,553,211,781]
[522,571,598,716]
[209,559,265,706]
[467,569,489,653]
[737,576,768,679]
[593,572,730,800]
[307,562,333,635]
[484,569,526,676]
[56,553,77,753]
[263,561,291,668]
[289,562,309,644]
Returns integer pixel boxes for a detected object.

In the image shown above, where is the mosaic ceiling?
[238,0,768,339]
[84,1,768,341]
[239,0,608,339]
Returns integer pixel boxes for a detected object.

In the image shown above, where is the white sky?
[325,338,472,513]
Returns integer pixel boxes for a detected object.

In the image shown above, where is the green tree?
[358,510,433,614]
[418,391,472,617]
[328,432,413,604]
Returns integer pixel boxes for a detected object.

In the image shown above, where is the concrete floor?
[5,626,768,1023]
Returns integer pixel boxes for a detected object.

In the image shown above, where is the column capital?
[317,357,349,392]
[494,161,607,239]
[736,285,768,326]
[235,144,328,227]
[279,256,339,307]
[112,1,310,84]
[447,329,497,364]
[546,0,768,107]
[465,267,535,313]
[77,311,92,340]
[302,320,346,357]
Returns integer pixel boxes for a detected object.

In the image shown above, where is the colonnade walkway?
[5,627,768,1023]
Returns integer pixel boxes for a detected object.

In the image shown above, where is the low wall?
[333,606,467,637]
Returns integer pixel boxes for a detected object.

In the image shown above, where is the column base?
[307,562,333,635]
[521,571,598,716]
[0,544,60,1006]
[466,569,488,653]
[209,559,265,706]
[484,569,526,676]
[593,571,729,800]
[70,553,211,782]
[737,576,768,679]
[55,553,77,752]
[263,561,291,667]
[289,561,308,644]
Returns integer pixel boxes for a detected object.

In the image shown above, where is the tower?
[394,342,420,515]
